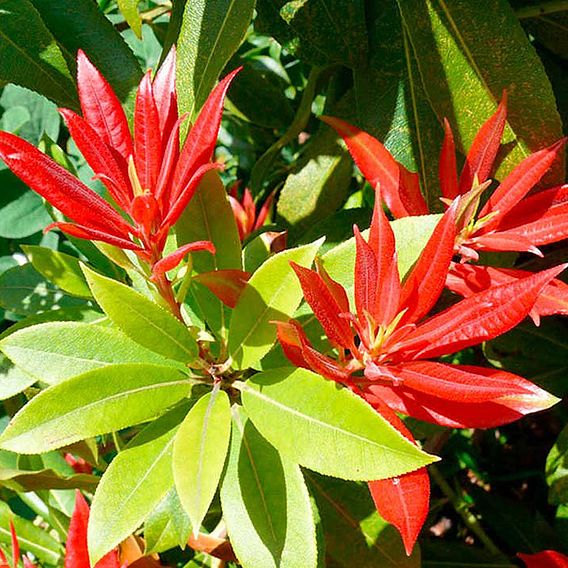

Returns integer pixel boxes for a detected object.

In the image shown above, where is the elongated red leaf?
[154,115,185,205]
[315,259,351,314]
[395,264,567,360]
[0,132,134,238]
[275,320,311,369]
[9,521,19,568]
[322,116,409,218]
[134,72,162,192]
[459,94,507,193]
[152,240,215,276]
[254,191,275,231]
[291,262,355,351]
[193,269,250,308]
[60,109,131,209]
[439,119,459,199]
[470,232,542,255]
[171,68,240,204]
[518,550,568,568]
[399,203,457,325]
[77,51,133,161]
[152,46,178,138]
[363,367,559,429]
[447,264,568,320]
[478,138,566,225]
[45,222,141,251]
[354,225,378,321]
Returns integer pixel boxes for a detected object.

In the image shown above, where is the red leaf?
[459,93,507,193]
[470,232,542,256]
[275,320,311,369]
[439,118,459,199]
[134,72,162,192]
[59,109,131,209]
[354,225,378,321]
[76,50,133,161]
[291,262,355,351]
[192,269,250,308]
[9,521,19,568]
[45,222,142,251]
[399,203,457,325]
[447,263,568,320]
[321,116,408,218]
[254,191,275,232]
[395,264,566,360]
[152,46,178,139]
[171,68,240,205]
[154,114,185,206]
[518,550,568,568]
[478,138,567,226]
[0,132,135,239]
[315,259,350,314]
[152,241,216,276]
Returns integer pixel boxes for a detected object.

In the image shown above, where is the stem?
[429,464,501,555]
[154,272,184,321]
[516,0,568,18]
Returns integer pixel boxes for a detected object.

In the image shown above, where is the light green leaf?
[220,408,318,568]
[0,363,191,454]
[0,467,98,492]
[0,0,76,107]
[22,245,91,298]
[0,354,36,400]
[307,472,420,567]
[177,0,255,119]
[173,389,231,535]
[228,240,322,370]
[1,322,183,385]
[0,263,87,316]
[277,127,353,240]
[397,0,564,184]
[144,488,191,555]
[117,0,142,38]
[89,412,182,564]
[82,265,198,363]
[240,368,437,480]
[0,501,63,565]
[546,424,568,505]
[321,214,441,305]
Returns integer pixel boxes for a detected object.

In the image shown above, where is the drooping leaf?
[21,245,91,298]
[82,265,198,363]
[173,389,231,535]
[220,408,318,568]
[0,364,191,454]
[144,488,191,555]
[177,0,255,119]
[88,412,182,564]
[0,0,76,107]
[228,240,322,369]
[0,322,182,385]
[306,472,420,567]
[239,368,437,480]
[397,0,564,184]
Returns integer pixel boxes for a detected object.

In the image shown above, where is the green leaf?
[177,0,255,119]
[228,240,322,370]
[0,363,191,454]
[277,127,353,240]
[89,414,180,564]
[0,354,36,400]
[0,501,63,565]
[0,467,98,492]
[321,214,441,305]
[117,0,142,38]
[0,263,87,316]
[173,389,231,535]
[0,0,76,107]
[1,322,182,385]
[30,0,142,104]
[0,192,51,239]
[397,0,564,184]
[547,425,568,505]
[256,0,368,68]
[240,368,437,480]
[82,265,198,363]
[306,472,420,567]
[21,245,91,298]
[220,408,318,568]
[177,170,242,274]
[144,488,191,555]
